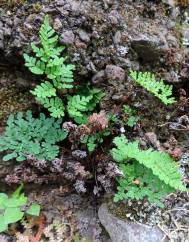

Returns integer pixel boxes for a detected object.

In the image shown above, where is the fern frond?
[114,162,174,207]
[66,88,105,124]
[24,15,75,116]
[112,135,187,192]
[130,70,176,105]
[31,81,56,99]
[67,95,93,118]
[53,64,75,89]
[45,57,75,87]
[23,54,45,75]
[38,97,65,118]
[39,15,59,61]
[86,88,105,111]
[0,111,67,161]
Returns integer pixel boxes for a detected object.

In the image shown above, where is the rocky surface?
[27,188,110,241]
[0,0,186,82]
[98,203,168,242]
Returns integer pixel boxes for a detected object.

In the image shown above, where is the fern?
[24,16,103,120]
[130,70,176,105]
[67,95,93,118]
[81,130,110,152]
[111,135,188,206]
[36,97,65,118]
[67,88,105,124]
[23,54,45,75]
[114,162,174,207]
[31,81,56,99]
[0,184,40,233]
[0,111,67,161]
[122,105,139,127]
[24,15,75,118]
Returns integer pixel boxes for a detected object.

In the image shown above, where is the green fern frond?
[86,88,105,111]
[67,88,105,124]
[67,95,93,118]
[130,70,176,105]
[39,15,59,61]
[112,135,186,191]
[114,162,174,207]
[31,81,56,99]
[0,111,67,161]
[111,135,188,206]
[23,54,45,75]
[24,15,75,117]
[38,97,65,118]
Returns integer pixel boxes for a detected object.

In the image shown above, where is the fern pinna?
[24,15,75,118]
[130,71,176,105]
[111,135,188,207]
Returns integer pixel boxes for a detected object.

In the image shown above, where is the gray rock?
[108,10,120,25]
[55,0,65,7]
[76,204,102,241]
[113,31,122,44]
[98,204,168,242]
[130,33,167,63]
[0,0,183,84]
[60,30,75,45]
[79,29,90,43]
[105,65,125,83]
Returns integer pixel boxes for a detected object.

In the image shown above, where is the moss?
[31,3,42,12]
[0,0,27,7]
[0,86,34,126]
[108,201,148,222]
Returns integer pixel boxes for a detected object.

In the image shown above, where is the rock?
[113,31,122,44]
[76,204,102,241]
[53,18,62,31]
[0,234,12,242]
[108,10,120,26]
[117,46,128,56]
[105,65,125,83]
[103,0,114,7]
[60,30,75,45]
[163,70,180,83]
[130,34,167,63]
[0,0,184,84]
[78,29,90,43]
[98,204,168,242]
[162,0,175,7]
[92,70,106,84]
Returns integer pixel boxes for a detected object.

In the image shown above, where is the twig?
[158,224,174,242]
